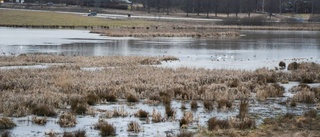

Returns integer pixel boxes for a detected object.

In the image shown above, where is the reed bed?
[0,55,319,118]
[91,29,240,38]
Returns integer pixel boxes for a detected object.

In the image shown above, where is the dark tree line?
[14,0,320,15]
[131,0,320,16]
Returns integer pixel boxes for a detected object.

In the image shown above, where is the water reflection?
[1,28,320,70]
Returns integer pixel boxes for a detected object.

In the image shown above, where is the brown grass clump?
[217,99,232,109]
[57,112,77,127]
[151,109,163,123]
[287,62,299,70]
[32,104,57,117]
[207,117,230,130]
[176,131,193,137]
[32,116,47,125]
[94,120,116,136]
[293,88,316,103]
[100,93,117,102]
[190,100,198,109]
[165,105,175,118]
[227,78,240,88]
[0,117,16,129]
[149,95,162,102]
[63,130,86,137]
[86,93,99,106]
[203,100,214,110]
[256,83,285,101]
[127,94,139,103]
[238,99,249,121]
[127,121,141,133]
[134,109,149,118]
[70,99,88,115]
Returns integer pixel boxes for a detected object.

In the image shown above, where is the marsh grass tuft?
[203,100,214,110]
[32,104,56,117]
[0,117,16,129]
[32,116,47,125]
[63,129,86,137]
[207,117,230,130]
[100,94,117,102]
[190,100,198,109]
[217,99,232,109]
[58,112,77,127]
[127,121,141,133]
[94,120,116,136]
[127,94,139,103]
[134,109,149,118]
[86,93,99,106]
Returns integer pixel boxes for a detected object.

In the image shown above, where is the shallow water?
[1,27,320,70]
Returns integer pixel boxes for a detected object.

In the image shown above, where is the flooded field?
[1,27,320,136]
[1,27,320,70]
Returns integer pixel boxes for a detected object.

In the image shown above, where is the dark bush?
[207,117,230,130]
[279,61,286,69]
[203,100,213,110]
[32,104,56,117]
[190,100,198,109]
[127,94,139,103]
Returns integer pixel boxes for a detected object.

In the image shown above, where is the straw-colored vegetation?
[0,55,319,135]
[0,9,153,27]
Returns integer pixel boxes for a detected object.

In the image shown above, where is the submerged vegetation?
[0,55,319,136]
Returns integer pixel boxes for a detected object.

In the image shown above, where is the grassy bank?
[0,9,154,27]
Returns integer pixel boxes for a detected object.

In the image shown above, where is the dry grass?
[57,112,77,127]
[127,121,141,133]
[0,9,153,27]
[63,130,86,137]
[94,119,116,136]
[0,117,16,129]
[31,116,47,125]
[134,109,149,118]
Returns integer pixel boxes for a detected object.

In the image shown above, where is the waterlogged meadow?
[0,54,320,136]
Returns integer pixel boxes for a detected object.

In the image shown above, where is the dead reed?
[94,120,116,136]
[134,109,149,118]
[57,112,77,127]
[0,117,16,129]
[127,121,141,133]
[31,116,47,125]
